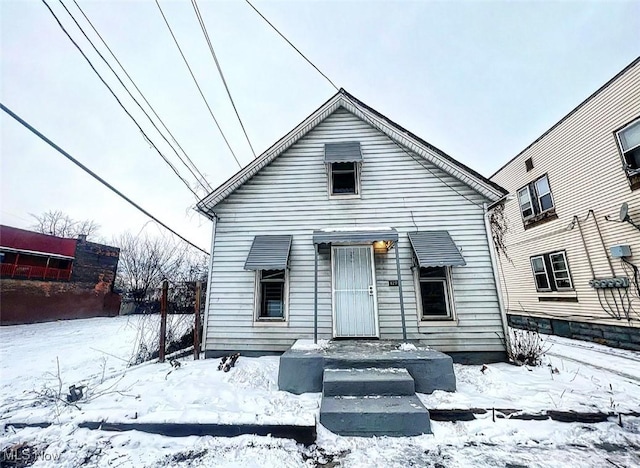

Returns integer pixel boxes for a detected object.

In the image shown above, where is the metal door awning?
[408,231,466,268]
[244,235,293,270]
[324,142,363,163]
[312,228,398,246]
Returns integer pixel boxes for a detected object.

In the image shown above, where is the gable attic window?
[517,174,556,228]
[325,142,362,197]
[616,117,640,189]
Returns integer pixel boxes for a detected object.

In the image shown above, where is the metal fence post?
[194,281,201,360]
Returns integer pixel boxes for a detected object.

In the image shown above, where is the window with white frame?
[549,252,572,290]
[530,251,573,292]
[256,269,287,320]
[530,256,551,291]
[517,174,555,222]
[417,267,453,319]
[616,117,640,173]
[329,162,360,196]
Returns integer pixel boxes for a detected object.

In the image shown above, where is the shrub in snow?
[504,328,548,367]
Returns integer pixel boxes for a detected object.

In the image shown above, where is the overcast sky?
[1,0,639,252]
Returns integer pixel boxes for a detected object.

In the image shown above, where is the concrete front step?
[319,394,431,436]
[323,368,415,396]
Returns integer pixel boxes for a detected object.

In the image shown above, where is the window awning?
[244,235,293,270]
[313,228,398,245]
[324,142,363,163]
[408,231,466,268]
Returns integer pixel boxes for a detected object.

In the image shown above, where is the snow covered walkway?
[1,317,640,466]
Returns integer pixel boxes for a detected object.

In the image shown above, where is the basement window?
[416,267,453,320]
[530,251,573,292]
[517,174,556,228]
[256,269,287,320]
[330,162,360,196]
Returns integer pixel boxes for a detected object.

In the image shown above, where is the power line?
[244,0,486,208]
[154,0,242,169]
[244,0,339,91]
[56,0,210,195]
[72,0,214,192]
[41,0,200,199]
[1,103,209,256]
[191,0,257,158]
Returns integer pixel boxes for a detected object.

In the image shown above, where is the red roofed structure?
[0,224,121,324]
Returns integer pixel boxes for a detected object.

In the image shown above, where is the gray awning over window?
[313,228,398,245]
[324,142,363,163]
[244,235,293,270]
[408,231,466,268]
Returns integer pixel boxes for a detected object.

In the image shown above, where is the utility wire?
[244,0,487,208]
[191,0,257,158]
[72,0,213,192]
[41,0,200,199]
[55,0,209,195]
[244,0,339,91]
[154,0,242,168]
[1,103,209,255]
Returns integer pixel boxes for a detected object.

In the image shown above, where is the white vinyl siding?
[204,108,504,353]
[491,59,640,329]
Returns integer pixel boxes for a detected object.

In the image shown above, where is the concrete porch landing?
[278,340,456,395]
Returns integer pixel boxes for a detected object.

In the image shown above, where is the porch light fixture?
[373,240,390,253]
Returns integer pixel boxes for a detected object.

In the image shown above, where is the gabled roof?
[490,56,640,179]
[196,89,507,214]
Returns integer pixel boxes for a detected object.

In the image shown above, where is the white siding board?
[206,108,504,353]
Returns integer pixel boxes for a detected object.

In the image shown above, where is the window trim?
[530,255,552,292]
[530,250,574,293]
[615,117,640,190]
[548,251,573,291]
[517,173,556,226]
[253,269,289,324]
[534,175,554,213]
[413,266,456,322]
[328,162,361,199]
[517,186,534,220]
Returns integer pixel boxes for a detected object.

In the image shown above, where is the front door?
[332,245,379,337]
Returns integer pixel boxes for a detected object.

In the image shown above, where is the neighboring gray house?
[196,89,509,362]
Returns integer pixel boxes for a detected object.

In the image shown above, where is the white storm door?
[332,245,379,337]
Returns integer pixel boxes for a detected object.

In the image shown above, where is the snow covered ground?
[1,316,639,467]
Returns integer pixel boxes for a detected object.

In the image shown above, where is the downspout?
[483,203,510,349]
[393,241,407,341]
[201,212,218,357]
[314,246,318,344]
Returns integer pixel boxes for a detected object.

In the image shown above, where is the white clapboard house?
[196,89,509,363]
